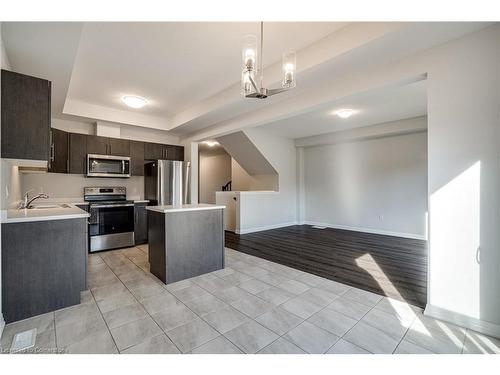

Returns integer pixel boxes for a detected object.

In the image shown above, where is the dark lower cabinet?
[1,218,88,323]
[48,128,69,173]
[1,69,51,161]
[134,202,148,245]
[69,133,87,174]
[148,209,224,284]
[130,141,145,176]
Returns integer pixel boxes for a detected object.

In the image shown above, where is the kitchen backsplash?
[20,172,145,201]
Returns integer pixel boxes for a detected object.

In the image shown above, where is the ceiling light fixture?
[122,95,148,109]
[202,140,219,147]
[241,22,296,99]
[335,108,356,119]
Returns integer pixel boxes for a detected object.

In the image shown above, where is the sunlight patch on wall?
[429,161,481,319]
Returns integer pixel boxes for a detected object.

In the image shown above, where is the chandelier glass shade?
[241,22,296,99]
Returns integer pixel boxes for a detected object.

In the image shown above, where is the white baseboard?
[236,222,298,234]
[303,221,426,240]
[424,305,500,339]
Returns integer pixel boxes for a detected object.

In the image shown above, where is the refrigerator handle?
[184,162,190,204]
[157,162,162,206]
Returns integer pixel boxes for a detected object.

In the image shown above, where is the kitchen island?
[146,204,225,284]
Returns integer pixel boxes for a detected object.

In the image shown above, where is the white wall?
[215,191,238,232]
[231,158,278,191]
[423,26,500,334]
[303,130,428,239]
[21,173,144,201]
[184,25,500,336]
[199,153,231,204]
[51,117,181,145]
[235,128,298,232]
[0,161,22,208]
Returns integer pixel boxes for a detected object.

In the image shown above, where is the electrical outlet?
[378,215,384,221]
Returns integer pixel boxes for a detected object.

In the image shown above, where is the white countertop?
[146,204,225,213]
[1,204,90,224]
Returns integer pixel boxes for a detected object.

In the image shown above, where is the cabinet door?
[130,141,145,176]
[165,145,184,161]
[108,137,130,156]
[1,69,51,161]
[1,218,87,323]
[144,142,164,160]
[86,135,108,155]
[176,146,185,161]
[48,128,68,173]
[69,133,87,174]
[134,203,148,245]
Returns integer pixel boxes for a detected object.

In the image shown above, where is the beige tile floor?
[1,244,500,354]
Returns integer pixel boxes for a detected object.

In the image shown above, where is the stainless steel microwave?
[87,154,131,178]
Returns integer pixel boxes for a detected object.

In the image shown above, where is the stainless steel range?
[84,186,135,252]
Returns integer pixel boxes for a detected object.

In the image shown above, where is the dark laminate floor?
[225,225,428,308]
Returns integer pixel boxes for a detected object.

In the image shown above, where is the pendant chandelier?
[241,22,296,99]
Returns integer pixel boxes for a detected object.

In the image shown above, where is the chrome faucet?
[19,190,50,209]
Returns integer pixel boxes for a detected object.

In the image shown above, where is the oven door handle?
[91,203,135,208]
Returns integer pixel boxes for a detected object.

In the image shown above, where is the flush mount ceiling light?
[202,140,219,147]
[241,22,296,99]
[122,95,148,109]
[334,108,356,119]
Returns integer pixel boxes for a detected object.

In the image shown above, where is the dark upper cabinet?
[86,135,130,157]
[69,133,87,174]
[86,135,108,155]
[130,141,145,176]
[45,126,183,175]
[144,142,165,160]
[48,128,69,173]
[177,146,185,161]
[167,145,184,161]
[134,202,148,245]
[108,137,130,157]
[144,143,184,161]
[1,69,51,161]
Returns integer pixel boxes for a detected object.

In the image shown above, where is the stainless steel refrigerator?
[145,160,191,206]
